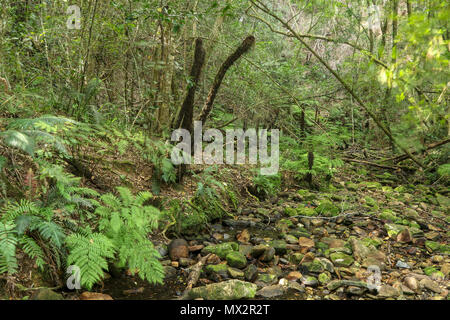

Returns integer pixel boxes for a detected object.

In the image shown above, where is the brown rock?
[300,252,315,264]
[396,228,412,243]
[189,245,204,252]
[420,278,442,293]
[79,292,113,300]
[441,263,450,277]
[286,271,303,281]
[236,229,251,243]
[298,237,315,249]
[168,239,189,261]
[328,239,346,249]
[404,276,418,291]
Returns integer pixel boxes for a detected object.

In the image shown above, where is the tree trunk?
[197,36,255,123]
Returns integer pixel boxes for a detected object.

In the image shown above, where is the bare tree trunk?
[173,38,206,182]
[197,36,255,123]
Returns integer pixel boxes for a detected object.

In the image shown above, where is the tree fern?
[66,233,115,290]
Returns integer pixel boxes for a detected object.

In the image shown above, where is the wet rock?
[32,288,64,300]
[226,251,247,269]
[256,285,286,298]
[300,252,315,264]
[239,244,253,256]
[260,246,276,262]
[304,259,325,273]
[168,239,189,261]
[330,252,354,267]
[346,286,367,295]
[244,264,259,282]
[79,292,113,300]
[187,280,257,300]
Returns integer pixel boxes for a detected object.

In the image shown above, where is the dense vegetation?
[0,0,448,300]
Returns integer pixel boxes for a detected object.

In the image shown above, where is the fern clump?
[66,233,115,290]
[66,187,164,289]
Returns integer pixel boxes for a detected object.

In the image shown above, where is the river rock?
[259,246,276,262]
[256,285,286,298]
[79,292,113,300]
[226,251,247,269]
[32,288,64,300]
[377,285,401,298]
[330,252,354,267]
[187,280,257,300]
[420,278,442,293]
[244,264,259,282]
[168,239,189,261]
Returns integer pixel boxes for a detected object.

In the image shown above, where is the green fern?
[19,235,46,270]
[66,233,115,290]
[0,222,18,274]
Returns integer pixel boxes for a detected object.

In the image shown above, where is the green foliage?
[94,187,164,285]
[66,232,115,290]
[0,116,76,156]
[253,172,281,198]
[0,222,18,274]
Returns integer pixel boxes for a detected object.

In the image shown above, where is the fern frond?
[66,233,116,290]
[19,235,46,270]
[0,222,18,274]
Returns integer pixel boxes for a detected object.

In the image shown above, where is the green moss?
[204,242,239,259]
[226,251,247,269]
[314,201,339,217]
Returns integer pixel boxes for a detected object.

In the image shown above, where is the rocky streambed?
[95,182,449,301]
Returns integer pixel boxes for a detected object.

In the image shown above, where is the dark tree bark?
[173,38,206,133]
[198,36,255,123]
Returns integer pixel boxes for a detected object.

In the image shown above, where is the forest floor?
[2,148,449,301]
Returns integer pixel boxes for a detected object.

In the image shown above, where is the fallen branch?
[380,138,450,163]
[342,158,402,170]
[180,253,212,299]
